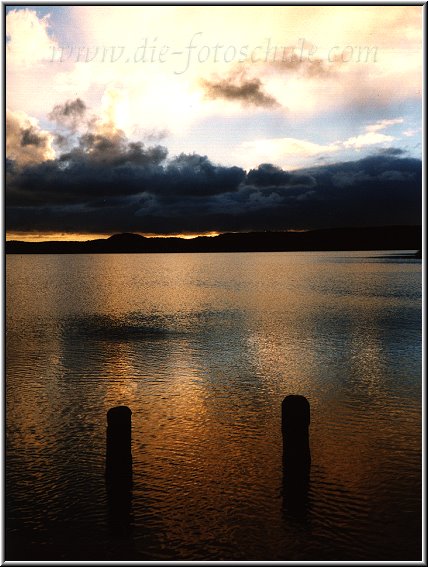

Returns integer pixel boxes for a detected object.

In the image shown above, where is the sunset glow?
[5,5,422,240]
[5,7,422,561]
[6,231,222,242]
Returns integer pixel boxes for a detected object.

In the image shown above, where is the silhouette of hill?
[107,232,147,242]
[5,226,421,254]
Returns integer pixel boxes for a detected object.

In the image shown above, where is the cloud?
[246,163,315,187]
[198,53,338,115]
[97,86,130,132]
[21,127,45,147]
[6,126,421,235]
[6,113,247,209]
[163,154,246,196]
[5,6,422,162]
[200,70,279,108]
[6,109,55,165]
[7,100,419,236]
[272,59,333,80]
[364,118,404,133]
[264,48,337,79]
[6,8,85,120]
[48,98,87,129]
[376,147,406,156]
[403,128,420,138]
[62,129,169,167]
[6,8,58,66]
[236,124,401,170]
[5,7,423,241]
[134,128,170,142]
[343,132,395,149]
[235,136,341,170]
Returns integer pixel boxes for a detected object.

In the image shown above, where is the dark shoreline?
[5,225,422,255]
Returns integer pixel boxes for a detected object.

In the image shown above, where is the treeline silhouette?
[6,225,421,254]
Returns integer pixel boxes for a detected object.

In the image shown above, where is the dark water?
[6,251,422,560]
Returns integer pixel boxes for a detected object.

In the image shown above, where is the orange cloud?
[6,109,55,165]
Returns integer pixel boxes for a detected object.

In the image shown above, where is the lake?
[5,251,422,560]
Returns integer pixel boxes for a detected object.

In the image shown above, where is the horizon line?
[5,225,421,244]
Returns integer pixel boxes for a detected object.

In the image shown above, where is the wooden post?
[281,395,311,470]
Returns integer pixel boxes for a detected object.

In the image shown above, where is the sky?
[5,4,423,240]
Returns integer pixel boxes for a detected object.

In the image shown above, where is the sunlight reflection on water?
[6,251,421,560]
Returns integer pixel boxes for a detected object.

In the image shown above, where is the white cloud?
[96,86,130,134]
[343,132,395,149]
[235,136,340,170]
[364,118,404,133]
[403,128,420,137]
[234,127,399,170]
[5,6,422,169]
[6,9,58,66]
[6,9,80,117]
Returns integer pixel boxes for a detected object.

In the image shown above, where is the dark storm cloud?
[48,98,87,125]
[21,127,44,147]
[200,73,279,108]
[162,154,246,196]
[64,131,169,167]
[5,131,244,208]
[247,164,316,187]
[53,133,69,148]
[6,140,421,235]
[377,147,406,156]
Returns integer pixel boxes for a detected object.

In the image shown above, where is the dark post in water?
[281,395,311,470]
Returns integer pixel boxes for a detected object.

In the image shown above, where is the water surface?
[6,251,422,560]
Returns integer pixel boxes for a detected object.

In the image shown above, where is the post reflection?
[105,476,137,560]
[105,406,135,557]
[106,475,134,537]
[281,395,311,524]
[282,461,311,524]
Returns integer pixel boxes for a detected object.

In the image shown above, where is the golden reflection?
[242,254,421,499]
[100,342,139,400]
[6,326,64,471]
[6,252,421,559]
